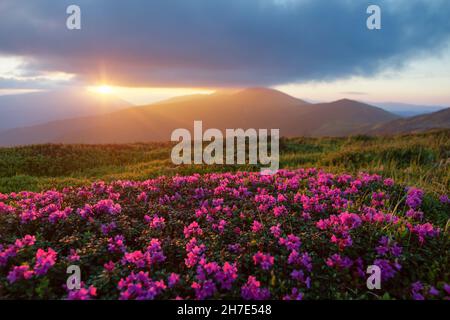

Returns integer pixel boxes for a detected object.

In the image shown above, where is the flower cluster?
[67,284,97,300]
[34,248,57,276]
[118,271,166,300]
[241,276,270,300]
[253,252,274,270]
[0,169,448,299]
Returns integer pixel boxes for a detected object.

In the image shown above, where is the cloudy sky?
[0,0,450,106]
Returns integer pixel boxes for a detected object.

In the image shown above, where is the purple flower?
[326,254,353,269]
[411,281,425,300]
[253,252,274,270]
[0,245,17,266]
[93,199,121,215]
[118,271,166,300]
[241,276,270,300]
[376,236,402,257]
[146,238,166,265]
[412,223,439,244]
[406,188,423,210]
[191,279,216,300]
[48,207,72,223]
[279,234,301,251]
[100,222,117,235]
[443,283,450,295]
[439,194,449,204]
[215,262,238,290]
[168,273,180,288]
[412,292,425,300]
[373,259,401,282]
[406,209,423,220]
[429,286,439,296]
[7,265,34,283]
[288,250,312,272]
[290,269,311,288]
[67,284,97,300]
[227,243,241,254]
[107,235,126,253]
[283,287,304,300]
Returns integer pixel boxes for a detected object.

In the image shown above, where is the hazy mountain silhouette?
[368,108,450,135]
[372,102,446,117]
[0,88,402,146]
[0,89,132,130]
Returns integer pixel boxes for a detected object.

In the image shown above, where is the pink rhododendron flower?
[67,285,97,300]
[34,248,57,275]
[118,271,166,300]
[7,264,34,283]
[103,261,115,272]
[279,234,301,251]
[184,221,203,238]
[253,252,274,270]
[68,249,80,262]
[270,224,282,238]
[251,220,263,233]
[168,273,180,288]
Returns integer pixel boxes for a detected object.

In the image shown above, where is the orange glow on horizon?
[86,85,215,105]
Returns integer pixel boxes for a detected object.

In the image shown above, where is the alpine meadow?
[0,0,449,304]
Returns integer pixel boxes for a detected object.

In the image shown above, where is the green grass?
[0,130,449,196]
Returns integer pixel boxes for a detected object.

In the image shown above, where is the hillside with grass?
[0,130,448,196]
[0,130,449,300]
[0,130,448,300]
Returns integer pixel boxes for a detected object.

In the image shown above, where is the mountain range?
[371,102,446,117]
[0,88,448,146]
[368,108,450,135]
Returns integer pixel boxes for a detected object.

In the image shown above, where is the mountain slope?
[0,88,400,146]
[0,89,132,130]
[373,102,446,117]
[282,99,399,136]
[368,108,450,135]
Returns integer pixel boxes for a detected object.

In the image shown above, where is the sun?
[90,85,114,95]
[95,85,113,94]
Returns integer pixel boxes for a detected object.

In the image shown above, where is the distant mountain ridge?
[0,87,446,146]
[372,102,446,117]
[367,108,450,135]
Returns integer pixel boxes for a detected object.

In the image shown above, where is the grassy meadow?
[0,130,448,196]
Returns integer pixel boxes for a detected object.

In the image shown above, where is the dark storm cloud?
[0,0,449,87]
